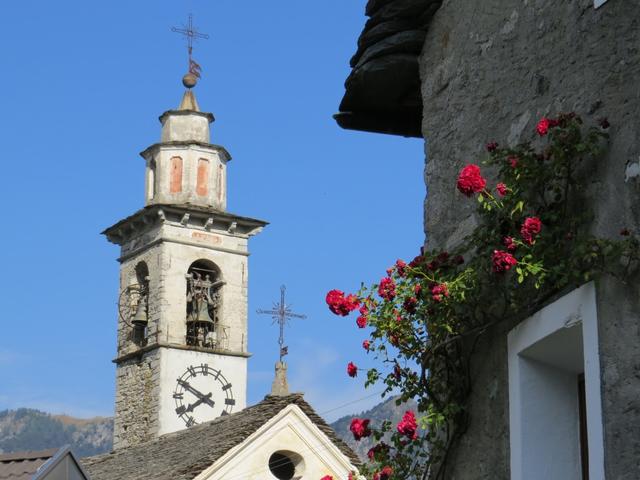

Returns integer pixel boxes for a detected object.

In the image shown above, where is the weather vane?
[172,14,209,86]
[257,286,307,362]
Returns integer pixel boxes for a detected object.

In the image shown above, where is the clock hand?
[177,379,215,407]
[186,392,214,412]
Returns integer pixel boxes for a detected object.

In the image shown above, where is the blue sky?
[0,1,425,422]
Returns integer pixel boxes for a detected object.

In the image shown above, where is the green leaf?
[511,200,524,217]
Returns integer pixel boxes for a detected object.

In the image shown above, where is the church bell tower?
[103,69,267,449]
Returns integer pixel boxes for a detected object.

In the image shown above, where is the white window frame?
[507,282,605,480]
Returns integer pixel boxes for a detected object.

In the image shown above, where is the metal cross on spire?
[171,14,209,78]
[257,285,307,362]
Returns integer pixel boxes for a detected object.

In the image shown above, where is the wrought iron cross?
[171,14,209,76]
[257,285,307,362]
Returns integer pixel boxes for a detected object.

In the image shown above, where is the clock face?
[173,364,235,427]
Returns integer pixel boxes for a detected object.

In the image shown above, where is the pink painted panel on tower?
[170,156,183,193]
[197,159,209,196]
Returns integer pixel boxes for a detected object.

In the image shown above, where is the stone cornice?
[159,109,215,124]
[139,141,231,162]
[102,204,268,246]
[113,342,252,364]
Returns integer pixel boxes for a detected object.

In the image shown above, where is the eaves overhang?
[335,0,443,138]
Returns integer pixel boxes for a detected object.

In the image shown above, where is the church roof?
[82,394,361,480]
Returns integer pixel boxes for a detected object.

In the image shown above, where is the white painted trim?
[193,403,358,480]
[581,284,605,480]
[507,282,605,480]
[594,0,608,8]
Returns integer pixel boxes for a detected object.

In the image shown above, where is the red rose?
[378,277,396,301]
[503,236,517,251]
[347,362,358,378]
[492,250,518,273]
[456,164,487,196]
[362,339,371,351]
[536,117,550,136]
[367,442,389,461]
[320,476,333,480]
[486,142,498,152]
[454,255,465,265]
[403,296,418,313]
[414,284,422,295]
[395,259,407,277]
[409,254,424,268]
[397,410,418,440]
[437,251,450,263]
[508,156,519,169]
[349,417,371,440]
[496,182,508,197]
[520,216,542,245]
[356,315,367,328]
[374,466,394,480]
[325,290,360,316]
[430,283,449,303]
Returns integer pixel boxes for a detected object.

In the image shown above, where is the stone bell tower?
[103,72,267,449]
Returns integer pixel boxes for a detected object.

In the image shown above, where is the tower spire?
[257,286,307,396]
[172,14,209,109]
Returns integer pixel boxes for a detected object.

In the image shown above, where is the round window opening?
[268,451,303,480]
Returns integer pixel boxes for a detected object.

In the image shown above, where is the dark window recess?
[578,373,589,480]
[268,452,295,480]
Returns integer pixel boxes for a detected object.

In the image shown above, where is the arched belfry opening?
[117,261,150,348]
[186,259,224,348]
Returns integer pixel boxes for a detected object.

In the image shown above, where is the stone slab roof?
[334,0,443,137]
[0,449,58,480]
[82,394,361,480]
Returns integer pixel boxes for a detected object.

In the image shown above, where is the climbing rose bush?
[326,114,639,480]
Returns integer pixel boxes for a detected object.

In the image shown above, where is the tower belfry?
[103,27,267,449]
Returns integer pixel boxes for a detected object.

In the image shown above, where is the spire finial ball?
[182,73,198,89]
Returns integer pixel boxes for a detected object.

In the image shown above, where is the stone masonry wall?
[418,1,640,478]
[113,349,161,450]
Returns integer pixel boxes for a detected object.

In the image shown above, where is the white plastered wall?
[194,404,358,480]
[507,282,605,480]
[157,347,247,436]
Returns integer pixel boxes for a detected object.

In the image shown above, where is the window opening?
[186,260,224,348]
[118,262,150,349]
[268,451,303,480]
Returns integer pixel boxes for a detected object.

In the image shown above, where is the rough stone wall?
[418,0,640,478]
[113,349,161,450]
